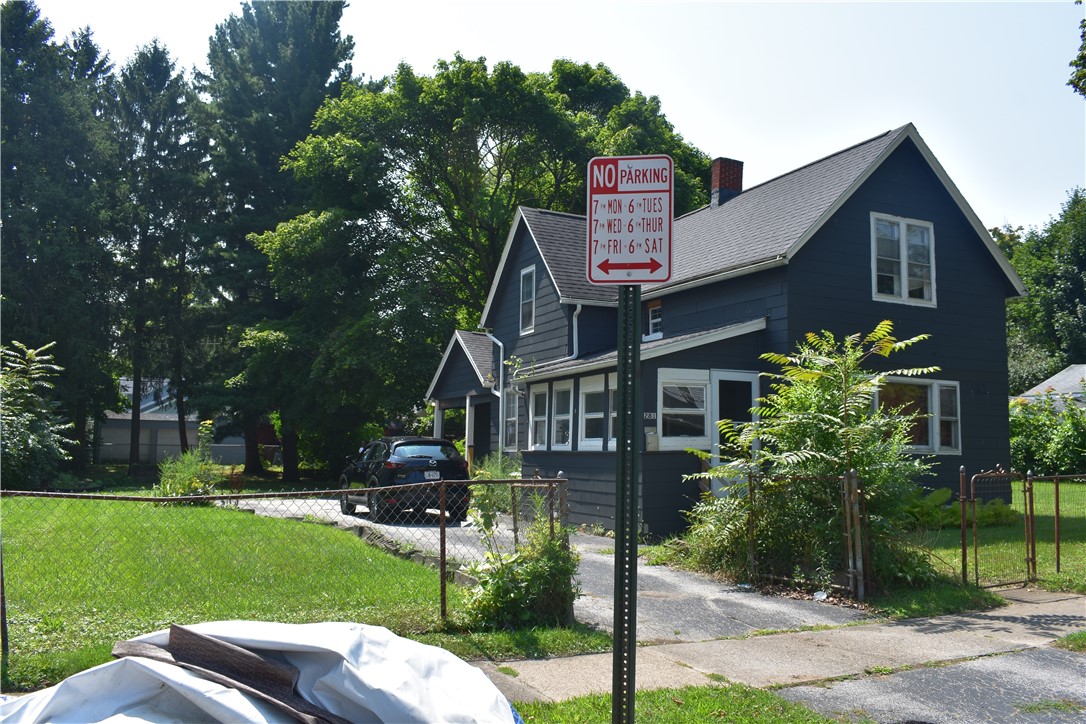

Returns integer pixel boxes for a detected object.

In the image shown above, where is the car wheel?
[448,502,469,522]
[369,486,391,523]
[339,475,354,516]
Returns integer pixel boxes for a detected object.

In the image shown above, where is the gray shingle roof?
[455,330,494,383]
[1019,365,1086,400]
[516,125,910,304]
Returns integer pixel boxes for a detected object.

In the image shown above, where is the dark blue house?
[426,124,1027,536]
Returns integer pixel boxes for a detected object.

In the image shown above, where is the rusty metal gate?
[960,466,1033,587]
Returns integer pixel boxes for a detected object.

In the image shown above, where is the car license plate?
[424,470,441,480]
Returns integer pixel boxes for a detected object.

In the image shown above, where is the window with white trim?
[578,375,606,450]
[503,388,518,450]
[878,378,960,453]
[529,386,548,450]
[657,369,711,450]
[520,266,535,334]
[551,381,573,449]
[644,301,662,341]
[872,213,935,305]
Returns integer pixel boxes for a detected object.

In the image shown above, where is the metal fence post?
[959,466,968,585]
[439,482,447,621]
[1053,474,1062,574]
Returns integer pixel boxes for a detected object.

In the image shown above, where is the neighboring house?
[96,379,246,465]
[1017,365,1086,409]
[427,123,1027,536]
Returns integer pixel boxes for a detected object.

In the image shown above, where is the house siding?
[429,346,487,400]
[491,224,569,367]
[787,138,1014,489]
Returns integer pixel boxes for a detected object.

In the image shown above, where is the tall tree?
[1,1,120,470]
[286,56,711,322]
[195,0,354,476]
[999,190,1086,393]
[113,41,206,472]
[1069,0,1086,97]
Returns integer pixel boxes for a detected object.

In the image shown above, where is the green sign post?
[586,155,673,724]
[612,284,641,723]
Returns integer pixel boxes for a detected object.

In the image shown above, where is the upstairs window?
[872,214,935,306]
[520,266,535,334]
[878,378,960,453]
[644,300,662,341]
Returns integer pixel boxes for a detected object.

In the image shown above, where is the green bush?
[684,321,940,589]
[0,341,73,490]
[1009,386,1086,475]
[153,420,221,500]
[905,487,1022,530]
[465,497,580,629]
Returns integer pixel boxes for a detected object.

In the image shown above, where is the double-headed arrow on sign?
[596,258,664,275]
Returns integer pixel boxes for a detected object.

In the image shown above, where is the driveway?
[234,497,871,641]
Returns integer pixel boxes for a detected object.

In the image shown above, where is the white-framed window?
[578,375,606,450]
[529,386,548,450]
[503,387,519,451]
[871,213,935,306]
[551,381,573,450]
[520,266,535,334]
[878,378,961,454]
[657,368,711,450]
[644,301,662,341]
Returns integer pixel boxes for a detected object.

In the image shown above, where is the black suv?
[339,436,470,522]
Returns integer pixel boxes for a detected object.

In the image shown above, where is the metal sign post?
[612,284,641,724]
[585,154,672,724]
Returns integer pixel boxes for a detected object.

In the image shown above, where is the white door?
[709,371,759,496]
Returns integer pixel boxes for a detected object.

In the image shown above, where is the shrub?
[0,341,72,490]
[465,496,580,629]
[153,420,221,500]
[1009,385,1086,475]
[685,321,939,589]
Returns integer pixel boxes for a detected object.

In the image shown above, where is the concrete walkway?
[475,587,1086,722]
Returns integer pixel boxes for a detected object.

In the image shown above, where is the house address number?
[643,412,657,420]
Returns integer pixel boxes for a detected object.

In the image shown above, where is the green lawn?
[913,481,1086,593]
[0,495,609,692]
[515,683,832,722]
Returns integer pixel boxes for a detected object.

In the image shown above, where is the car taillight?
[459,460,469,469]
[383,461,405,469]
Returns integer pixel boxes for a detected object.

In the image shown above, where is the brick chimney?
[711,157,743,206]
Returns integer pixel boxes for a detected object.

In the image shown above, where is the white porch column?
[433,403,444,438]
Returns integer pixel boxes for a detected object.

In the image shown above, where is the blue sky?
[35,0,1086,232]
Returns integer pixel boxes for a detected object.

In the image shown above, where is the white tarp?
[1,621,518,723]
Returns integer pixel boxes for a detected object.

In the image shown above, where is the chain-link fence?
[0,479,566,684]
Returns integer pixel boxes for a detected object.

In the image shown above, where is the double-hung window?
[503,388,518,451]
[578,375,606,450]
[872,213,935,306]
[551,381,573,450]
[520,266,535,334]
[878,378,960,453]
[529,386,548,450]
[657,369,711,450]
[644,301,662,341]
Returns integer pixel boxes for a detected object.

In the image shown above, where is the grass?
[514,683,832,722]
[912,480,1086,594]
[1053,630,1086,652]
[0,491,607,692]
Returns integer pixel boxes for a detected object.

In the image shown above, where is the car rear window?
[394,443,461,460]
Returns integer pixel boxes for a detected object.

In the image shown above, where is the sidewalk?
[474,587,1086,719]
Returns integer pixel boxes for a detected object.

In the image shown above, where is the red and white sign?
[587,155,673,285]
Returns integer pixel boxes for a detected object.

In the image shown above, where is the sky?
[33,0,1086,232]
